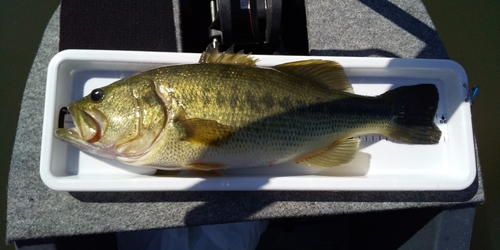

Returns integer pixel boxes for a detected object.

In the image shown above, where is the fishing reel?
[208,0,282,53]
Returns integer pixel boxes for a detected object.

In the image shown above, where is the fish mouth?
[55,104,104,144]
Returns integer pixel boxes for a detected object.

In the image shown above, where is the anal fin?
[295,138,360,167]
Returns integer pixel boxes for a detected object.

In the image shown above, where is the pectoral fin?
[154,170,182,176]
[176,118,232,146]
[295,138,360,167]
[187,162,226,171]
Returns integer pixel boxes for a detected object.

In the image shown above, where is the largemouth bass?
[55,48,441,171]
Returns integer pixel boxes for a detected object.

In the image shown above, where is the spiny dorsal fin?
[273,60,353,93]
[199,44,257,66]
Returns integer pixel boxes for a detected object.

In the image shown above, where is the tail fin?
[380,84,442,144]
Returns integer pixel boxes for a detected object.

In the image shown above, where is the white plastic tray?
[40,50,476,191]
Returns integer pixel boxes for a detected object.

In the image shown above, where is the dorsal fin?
[199,44,257,66]
[273,60,353,93]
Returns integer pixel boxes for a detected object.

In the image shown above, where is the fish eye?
[90,88,105,102]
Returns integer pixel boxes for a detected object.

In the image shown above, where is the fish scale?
[135,63,398,168]
[154,64,340,124]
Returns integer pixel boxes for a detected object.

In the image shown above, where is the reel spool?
[209,0,282,53]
